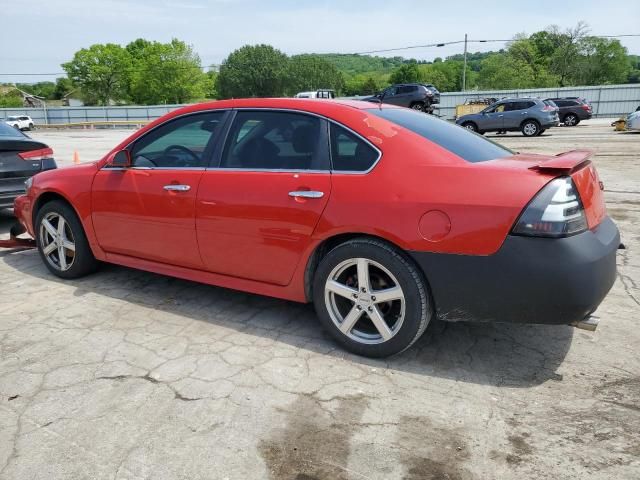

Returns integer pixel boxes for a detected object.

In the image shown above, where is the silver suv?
[456,98,559,137]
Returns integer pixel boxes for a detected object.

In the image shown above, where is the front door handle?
[163,184,191,192]
[289,190,324,199]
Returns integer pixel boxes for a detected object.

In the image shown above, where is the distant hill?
[303,54,409,76]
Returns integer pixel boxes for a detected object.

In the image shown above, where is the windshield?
[367,108,513,163]
[0,122,25,137]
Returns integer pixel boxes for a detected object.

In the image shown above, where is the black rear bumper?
[409,217,620,325]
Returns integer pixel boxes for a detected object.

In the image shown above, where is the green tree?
[0,90,23,108]
[287,55,344,93]
[216,44,290,98]
[53,77,74,99]
[127,39,210,104]
[478,53,537,89]
[389,63,422,84]
[16,81,56,99]
[575,37,630,85]
[62,44,131,105]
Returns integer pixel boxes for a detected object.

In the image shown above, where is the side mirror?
[111,150,131,168]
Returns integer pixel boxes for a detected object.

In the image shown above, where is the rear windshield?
[0,122,25,137]
[367,108,513,163]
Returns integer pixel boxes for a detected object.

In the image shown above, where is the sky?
[1,0,639,83]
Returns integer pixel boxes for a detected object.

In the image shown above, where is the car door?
[480,104,505,130]
[196,110,332,286]
[382,86,402,106]
[502,101,525,128]
[91,111,228,269]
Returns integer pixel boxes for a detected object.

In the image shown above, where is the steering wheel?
[163,145,200,164]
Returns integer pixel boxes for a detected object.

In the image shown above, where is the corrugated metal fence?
[437,84,639,120]
[1,84,638,125]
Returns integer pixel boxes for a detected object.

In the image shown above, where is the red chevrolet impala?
[12,99,619,357]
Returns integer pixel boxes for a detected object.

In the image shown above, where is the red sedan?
[12,99,619,357]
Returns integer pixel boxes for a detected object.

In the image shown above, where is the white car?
[5,115,34,131]
[626,110,640,131]
[294,89,336,99]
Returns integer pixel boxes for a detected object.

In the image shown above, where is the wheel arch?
[303,232,431,303]
[32,190,79,228]
[520,117,540,128]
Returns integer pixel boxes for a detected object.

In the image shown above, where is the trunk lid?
[487,149,607,229]
[0,138,50,198]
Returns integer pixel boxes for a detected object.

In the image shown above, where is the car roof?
[171,98,400,115]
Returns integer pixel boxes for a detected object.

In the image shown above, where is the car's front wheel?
[410,102,425,112]
[35,200,98,279]
[313,238,432,357]
[461,121,478,132]
[521,120,540,137]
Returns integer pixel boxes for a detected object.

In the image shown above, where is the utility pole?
[462,33,468,92]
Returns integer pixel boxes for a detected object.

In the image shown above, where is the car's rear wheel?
[313,238,432,357]
[35,200,98,279]
[462,121,478,132]
[28,123,34,130]
[521,120,540,137]
[538,128,546,136]
[564,113,579,126]
[410,102,425,112]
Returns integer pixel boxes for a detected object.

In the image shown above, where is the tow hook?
[0,222,36,249]
[572,315,599,332]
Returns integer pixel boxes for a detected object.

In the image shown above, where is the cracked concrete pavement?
[0,122,639,479]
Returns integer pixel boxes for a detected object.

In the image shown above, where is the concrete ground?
[0,122,639,479]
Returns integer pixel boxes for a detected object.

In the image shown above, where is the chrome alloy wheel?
[39,212,76,271]
[324,258,405,344]
[523,122,538,136]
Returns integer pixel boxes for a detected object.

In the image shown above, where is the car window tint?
[220,111,329,170]
[330,123,379,172]
[368,107,513,163]
[503,102,518,111]
[131,111,225,168]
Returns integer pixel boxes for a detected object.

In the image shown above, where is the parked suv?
[5,115,34,131]
[545,97,592,126]
[364,83,440,113]
[456,98,559,137]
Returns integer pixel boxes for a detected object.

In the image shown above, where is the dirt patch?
[258,394,369,480]
[398,416,473,480]
[505,433,533,465]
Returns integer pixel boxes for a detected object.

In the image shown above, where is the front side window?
[368,107,513,163]
[330,123,379,172]
[131,111,226,168]
[220,111,329,170]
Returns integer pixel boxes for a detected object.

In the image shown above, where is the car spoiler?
[528,149,594,173]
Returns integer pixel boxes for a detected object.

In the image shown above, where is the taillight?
[581,104,591,111]
[512,177,588,237]
[18,147,53,161]
[542,105,556,112]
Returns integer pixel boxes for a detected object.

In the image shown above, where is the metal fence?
[0,104,183,125]
[437,83,640,120]
[1,84,638,125]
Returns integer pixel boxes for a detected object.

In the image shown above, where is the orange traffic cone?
[73,151,80,164]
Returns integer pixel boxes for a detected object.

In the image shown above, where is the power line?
[0,33,638,77]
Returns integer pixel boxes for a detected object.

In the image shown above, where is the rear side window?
[368,108,513,163]
[330,123,379,172]
[220,111,329,170]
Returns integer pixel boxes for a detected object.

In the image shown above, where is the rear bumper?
[409,217,620,325]
[0,189,24,208]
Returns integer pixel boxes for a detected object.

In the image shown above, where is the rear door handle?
[163,184,191,192]
[289,190,324,199]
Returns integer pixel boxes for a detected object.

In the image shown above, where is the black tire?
[312,238,432,358]
[12,124,19,130]
[521,119,540,137]
[537,128,546,136]
[462,121,478,132]
[563,113,579,126]
[410,102,425,112]
[28,123,34,131]
[35,200,98,279]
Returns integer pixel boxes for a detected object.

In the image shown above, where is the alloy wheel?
[523,122,538,136]
[324,257,405,345]
[39,212,76,271]
[565,115,577,126]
